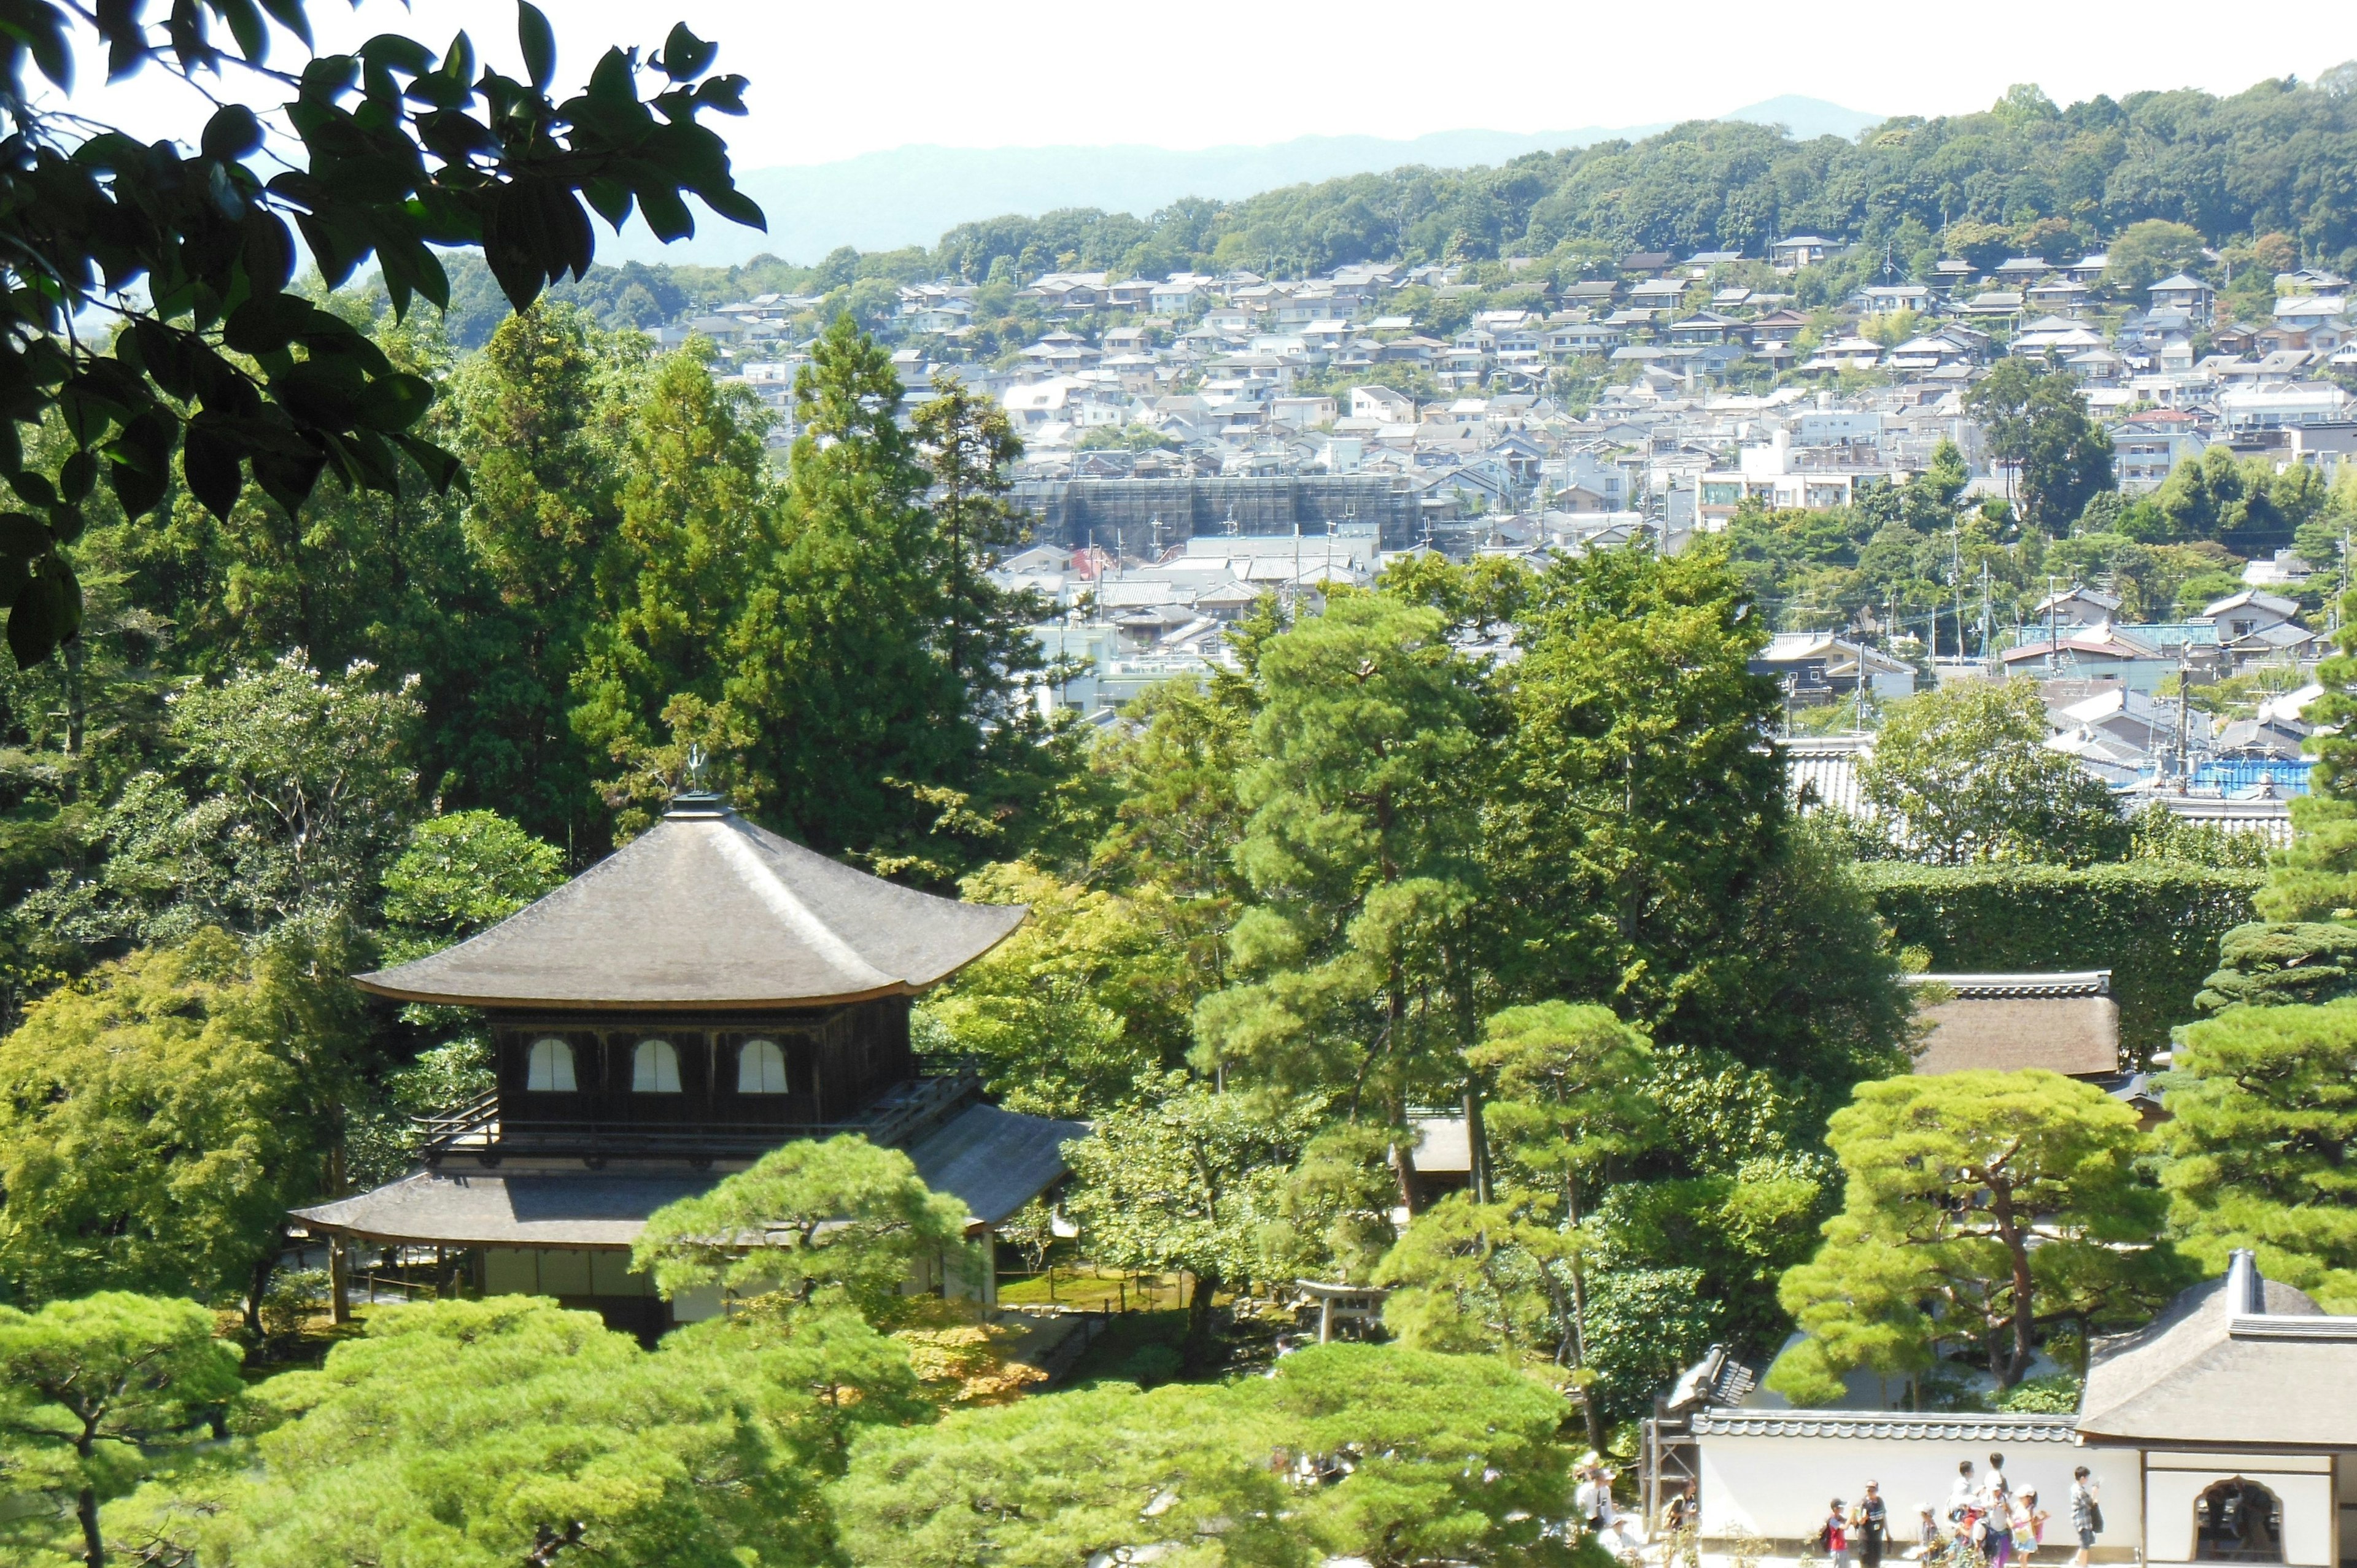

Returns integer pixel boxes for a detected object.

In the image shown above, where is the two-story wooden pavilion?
[293,791,1085,1337]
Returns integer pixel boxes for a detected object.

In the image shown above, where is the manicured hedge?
[1858,861,2264,1059]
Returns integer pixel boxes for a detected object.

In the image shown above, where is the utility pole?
[1980,560,1992,666]
[2176,646,2191,788]
[2047,574,2059,674]
[1953,528,1965,665]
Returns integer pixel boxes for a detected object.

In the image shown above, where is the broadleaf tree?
[0,0,762,664]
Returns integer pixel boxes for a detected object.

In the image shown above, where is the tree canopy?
[0,0,762,666]
[632,1134,975,1317]
[2164,1002,2357,1311]
[0,1291,242,1567]
[1860,680,2130,865]
[1771,1070,2188,1401]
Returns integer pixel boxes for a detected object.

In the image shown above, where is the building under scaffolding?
[1013,475,1419,553]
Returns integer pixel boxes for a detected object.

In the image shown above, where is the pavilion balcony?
[414,1063,985,1166]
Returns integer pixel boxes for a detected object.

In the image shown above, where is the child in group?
[2013,1489,2049,1559]
[1824,1499,1852,1568]
[1910,1503,1944,1561]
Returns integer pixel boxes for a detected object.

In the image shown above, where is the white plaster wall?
[1697,1434,2141,1550]
[2143,1467,2334,1567]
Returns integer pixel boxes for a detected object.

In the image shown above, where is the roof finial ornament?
[667,746,727,819]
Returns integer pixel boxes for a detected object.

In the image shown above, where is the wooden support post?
[328,1236,350,1325]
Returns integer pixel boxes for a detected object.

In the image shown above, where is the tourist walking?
[1911,1503,1943,1561]
[1824,1499,1852,1568]
[1659,1480,1700,1568]
[1859,1481,1890,1568]
[2070,1467,2102,1568]
[2014,1488,2048,1558]
[1947,1462,1977,1530]
[1981,1454,2013,1568]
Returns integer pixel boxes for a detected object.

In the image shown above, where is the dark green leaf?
[696,185,765,232]
[7,553,81,668]
[0,512,52,562]
[203,104,266,161]
[517,1,555,88]
[657,23,716,82]
[241,212,296,293]
[181,422,244,518]
[637,185,693,244]
[225,292,314,356]
[58,449,95,503]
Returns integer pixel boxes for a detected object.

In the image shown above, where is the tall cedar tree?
[1493,547,1774,1018]
[439,304,634,842]
[571,347,778,834]
[721,320,983,868]
[1491,544,1912,1088]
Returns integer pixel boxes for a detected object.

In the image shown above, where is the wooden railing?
[412,1065,983,1162]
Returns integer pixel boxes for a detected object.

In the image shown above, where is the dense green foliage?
[834,1342,1598,1568]
[1860,860,2264,1057]
[1771,1070,2189,1402]
[2194,922,2357,1013]
[114,1296,923,1568]
[0,1292,244,1566]
[2164,1003,2357,1311]
[916,547,1916,1405]
[0,931,361,1316]
[0,0,759,666]
[1859,681,2128,866]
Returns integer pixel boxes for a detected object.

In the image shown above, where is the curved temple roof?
[354,797,1027,1010]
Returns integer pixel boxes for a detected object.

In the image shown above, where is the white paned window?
[737,1038,789,1095]
[526,1037,576,1092]
[632,1038,682,1094]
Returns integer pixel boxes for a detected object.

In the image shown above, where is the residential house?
[2025,277,2093,317]
[1857,282,1931,316]
[2199,589,2301,643]
[1628,277,1688,313]
[2030,584,2126,629]
[1749,631,1916,698]
[2148,272,2216,323]
[1149,279,1208,315]
[1769,235,1835,271]
[1349,385,1416,423]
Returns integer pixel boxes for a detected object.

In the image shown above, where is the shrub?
[1860,861,2262,1057]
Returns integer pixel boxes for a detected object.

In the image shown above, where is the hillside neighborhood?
[663,248,2357,825]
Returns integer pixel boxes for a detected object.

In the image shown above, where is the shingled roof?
[1903,971,2120,1077]
[292,1103,1089,1243]
[2079,1251,2357,1448]
[355,795,1027,1010]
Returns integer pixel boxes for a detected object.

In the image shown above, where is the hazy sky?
[58,0,2357,167]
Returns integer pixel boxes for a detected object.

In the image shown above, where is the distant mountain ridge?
[606,97,1887,269]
